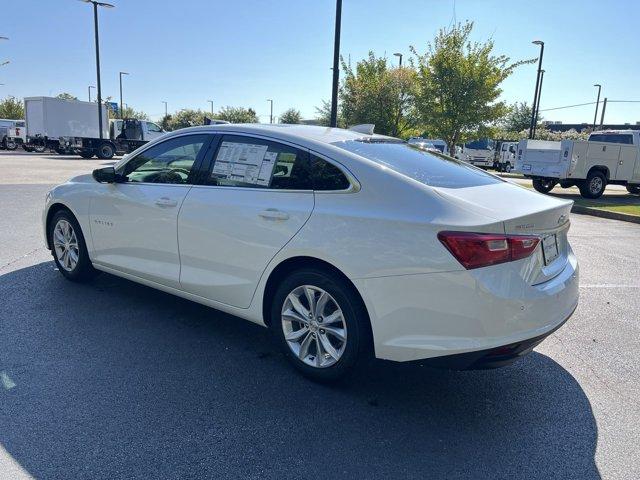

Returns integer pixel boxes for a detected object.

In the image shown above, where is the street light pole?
[88,85,95,102]
[207,100,214,116]
[119,71,129,119]
[329,0,342,128]
[267,99,273,124]
[81,0,115,140]
[162,101,168,117]
[532,69,545,139]
[599,98,608,128]
[529,40,544,139]
[393,52,403,67]
[592,84,602,130]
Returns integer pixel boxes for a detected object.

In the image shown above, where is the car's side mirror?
[92,166,118,183]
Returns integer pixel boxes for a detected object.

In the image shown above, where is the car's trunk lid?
[431,181,573,284]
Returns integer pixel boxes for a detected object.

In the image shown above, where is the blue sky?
[2,0,639,124]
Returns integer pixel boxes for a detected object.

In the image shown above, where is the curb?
[571,205,640,224]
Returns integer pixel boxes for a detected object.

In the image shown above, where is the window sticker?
[211,142,278,186]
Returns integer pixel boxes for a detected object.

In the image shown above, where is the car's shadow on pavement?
[0,262,600,480]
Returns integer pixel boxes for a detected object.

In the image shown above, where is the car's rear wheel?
[48,210,97,282]
[532,177,557,194]
[271,268,370,382]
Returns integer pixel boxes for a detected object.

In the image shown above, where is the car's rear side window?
[311,154,351,191]
[206,135,312,190]
[337,141,503,189]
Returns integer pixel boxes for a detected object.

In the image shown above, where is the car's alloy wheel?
[49,210,97,282]
[281,285,347,368]
[52,219,79,272]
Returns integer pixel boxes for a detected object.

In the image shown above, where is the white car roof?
[160,123,397,147]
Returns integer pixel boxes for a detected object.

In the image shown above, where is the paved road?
[1,152,639,479]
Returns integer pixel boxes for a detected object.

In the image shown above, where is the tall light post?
[532,69,545,139]
[88,85,95,102]
[329,0,342,127]
[529,40,544,139]
[80,0,115,140]
[267,99,273,124]
[119,71,129,118]
[207,100,214,116]
[162,101,168,117]
[592,84,602,130]
[393,52,403,67]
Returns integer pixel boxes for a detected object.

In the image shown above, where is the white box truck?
[459,139,495,168]
[515,130,640,198]
[23,97,164,159]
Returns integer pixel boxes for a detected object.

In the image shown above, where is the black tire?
[579,171,607,199]
[6,140,17,150]
[271,268,371,382]
[626,184,640,195]
[532,177,557,194]
[79,150,95,159]
[48,209,98,282]
[96,142,115,159]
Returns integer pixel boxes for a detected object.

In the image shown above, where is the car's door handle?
[259,208,290,221]
[155,197,178,208]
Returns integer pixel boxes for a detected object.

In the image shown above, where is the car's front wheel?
[48,210,97,282]
[271,268,370,382]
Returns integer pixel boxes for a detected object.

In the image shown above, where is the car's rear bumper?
[354,251,579,363]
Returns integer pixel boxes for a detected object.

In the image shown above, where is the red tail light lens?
[437,231,540,269]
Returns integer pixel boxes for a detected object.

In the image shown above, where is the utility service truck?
[23,96,164,159]
[515,130,640,198]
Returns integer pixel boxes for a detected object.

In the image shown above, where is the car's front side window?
[122,134,210,184]
[205,135,312,190]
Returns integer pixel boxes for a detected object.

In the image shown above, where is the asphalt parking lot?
[1,151,639,480]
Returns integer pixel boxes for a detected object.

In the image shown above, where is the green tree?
[314,100,338,127]
[164,109,207,130]
[0,96,24,119]
[216,106,258,124]
[340,52,418,137]
[412,21,534,153]
[159,114,173,131]
[501,102,535,132]
[279,108,302,124]
[56,92,78,101]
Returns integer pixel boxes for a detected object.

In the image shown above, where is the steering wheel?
[146,169,186,184]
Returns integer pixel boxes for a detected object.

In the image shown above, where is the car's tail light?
[437,231,540,269]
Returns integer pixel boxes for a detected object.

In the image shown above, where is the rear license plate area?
[542,234,559,265]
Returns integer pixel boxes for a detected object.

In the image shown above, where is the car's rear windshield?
[337,140,503,189]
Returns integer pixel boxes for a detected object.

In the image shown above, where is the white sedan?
[43,124,579,381]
